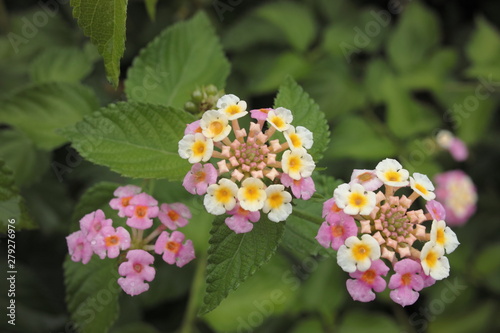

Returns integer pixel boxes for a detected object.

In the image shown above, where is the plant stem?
[180,251,207,333]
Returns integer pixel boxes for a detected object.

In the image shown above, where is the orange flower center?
[361,269,376,284]
[331,225,344,237]
[168,210,180,221]
[121,196,132,207]
[401,273,412,286]
[133,264,143,273]
[135,205,148,218]
[357,172,374,182]
[166,241,181,254]
[194,170,206,182]
[105,235,119,247]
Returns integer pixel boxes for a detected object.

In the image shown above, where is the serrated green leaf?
[255,1,316,52]
[0,129,50,186]
[61,102,196,180]
[386,2,440,73]
[30,46,94,83]
[125,12,230,108]
[64,256,120,333]
[328,116,397,159]
[200,216,286,314]
[0,82,99,150]
[70,0,128,86]
[0,160,36,232]
[274,77,330,162]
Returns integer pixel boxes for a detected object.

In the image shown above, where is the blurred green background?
[1,0,500,332]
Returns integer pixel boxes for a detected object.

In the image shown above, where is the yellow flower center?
[192,140,206,157]
[425,249,438,268]
[287,155,302,172]
[268,192,284,209]
[385,170,401,182]
[215,187,232,204]
[105,235,119,247]
[415,183,428,195]
[271,116,285,129]
[348,192,367,208]
[352,244,371,261]
[436,228,445,245]
[361,269,376,284]
[209,120,224,136]
[242,185,261,202]
[227,105,241,115]
[289,133,301,148]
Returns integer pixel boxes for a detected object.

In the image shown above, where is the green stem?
[180,251,207,333]
[292,208,324,224]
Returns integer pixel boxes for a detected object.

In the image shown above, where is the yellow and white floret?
[375,158,410,187]
[284,125,313,150]
[237,177,266,212]
[337,234,381,273]
[200,110,232,142]
[410,173,436,201]
[281,148,315,180]
[263,184,292,222]
[178,133,214,163]
[420,241,450,280]
[267,107,293,132]
[204,178,239,215]
[430,220,460,254]
[334,183,376,216]
[217,94,248,120]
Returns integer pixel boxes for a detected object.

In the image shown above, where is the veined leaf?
[200,216,286,314]
[274,77,330,162]
[0,82,99,150]
[61,102,196,180]
[125,12,230,108]
[70,0,128,86]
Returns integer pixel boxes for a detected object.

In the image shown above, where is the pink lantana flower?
[346,259,389,302]
[158,203,192,230]
[388,259,425,307]
[322,198,343,219]
[280,174,316,200]
[349,169,383,191]
[182,163,218,195]
[449,138,468,161]
[154,231,195,267]
[66,231,93,264]
[93,226,131,259]
[316,212,358,250]
[118,250,156,296]
[225,204,261,234]
[435,170,477,226]
[184,120,202,135]
[79,209,113,241]
[109,185,142,217]
[426,200,446,221]
[250,108,272,121]
[124,193,159,229]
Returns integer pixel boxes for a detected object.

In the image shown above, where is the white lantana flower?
[267,107,293,132]
[430,220,460,254]
[284,125,313,150]
[375,158,409,187]
[178,133,214,163]
[263,184,292,222]
[334,183,376,215]
[217,94,248,120]
[204,179,239,215]
[237,177,266,212]
[337,234,381,273]
[200,110,232,142]
[281,148,315,180]
[410,173,436,201]
[420,241,450,280]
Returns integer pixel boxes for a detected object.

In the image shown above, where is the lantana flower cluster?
[66,185,195,296]
[178,94,316,233]
[316,158,460,306]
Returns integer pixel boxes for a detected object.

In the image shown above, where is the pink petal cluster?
[154,231,195,267]
[280,174,315,200]
[118,250,156,296]
[225,204,261,233]
[124,193,159,229]
[182,163,218,195]
[346,259,389,302]
[316,211,358,250]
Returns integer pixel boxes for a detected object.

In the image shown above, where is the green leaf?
[64,256,120,333]
[386,2,440,73]
[473,243,500,293]
[200,216,286,314]
[0,129,50,186]
[255,1,316,52]
[274,77,330,162]
[222,16,285,52]
[30,46,94,83]
[144,0,158,21]
[339,310,401,333]
[61,102,196,180]
[125,12,230,108]
[70,0,128,86]
[466,17,500,67]
[0,160,36,233]
[328,116,397,160]
[0,82,99,150]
